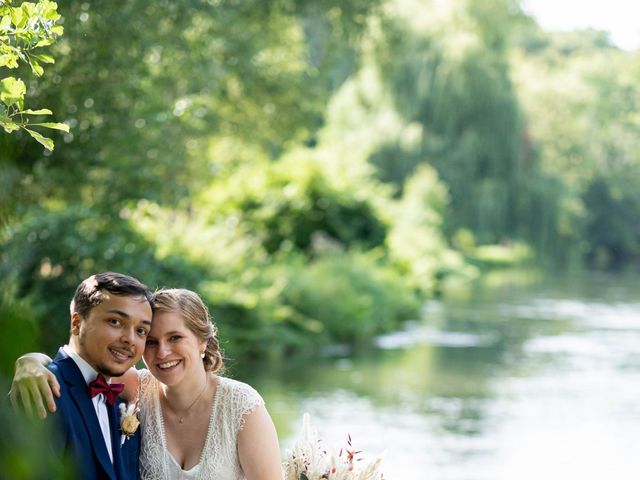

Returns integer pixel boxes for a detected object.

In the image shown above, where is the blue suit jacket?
[48,348,140,480]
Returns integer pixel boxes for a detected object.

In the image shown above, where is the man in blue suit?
[37,272,152,479]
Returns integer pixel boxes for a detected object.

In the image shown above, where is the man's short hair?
[70,272,152,317]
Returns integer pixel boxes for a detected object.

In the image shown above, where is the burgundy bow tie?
[88,375,125,406]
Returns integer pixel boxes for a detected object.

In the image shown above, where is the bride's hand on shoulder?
[110,367,140,403]
[9,352,58,419]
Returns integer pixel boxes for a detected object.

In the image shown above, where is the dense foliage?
[2,0,640,371]
[0,0,68,149]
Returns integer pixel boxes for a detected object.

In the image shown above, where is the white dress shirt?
[63,345,114,463]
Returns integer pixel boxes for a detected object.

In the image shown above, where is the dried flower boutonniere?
[119,401,140,437]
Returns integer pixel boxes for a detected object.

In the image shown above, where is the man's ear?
[70,312,82,336]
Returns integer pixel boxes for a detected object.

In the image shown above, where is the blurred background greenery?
[2,0,640,476]
[3,0,637,365]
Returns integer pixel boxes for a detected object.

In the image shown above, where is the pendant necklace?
[173,380,208,424]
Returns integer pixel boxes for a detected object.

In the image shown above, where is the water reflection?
[236,272,640,478]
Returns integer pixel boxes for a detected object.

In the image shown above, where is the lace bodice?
[137,369,264,479]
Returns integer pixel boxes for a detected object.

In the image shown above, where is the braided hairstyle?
[152,288,224,373]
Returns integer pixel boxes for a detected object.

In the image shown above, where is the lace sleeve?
[232,380,265,432]
[136,368,155,408]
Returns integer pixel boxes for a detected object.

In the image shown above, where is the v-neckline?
[168,451,200,473]
[158,376,222,473]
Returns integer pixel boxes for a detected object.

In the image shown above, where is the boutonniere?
[119,401,140,437]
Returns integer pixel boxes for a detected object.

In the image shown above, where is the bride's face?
[142,310,206,387]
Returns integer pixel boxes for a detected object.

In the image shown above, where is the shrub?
[281,250,420,344]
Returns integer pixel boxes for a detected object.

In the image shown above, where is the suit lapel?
[109,401,125,479]
[57,352,118,480]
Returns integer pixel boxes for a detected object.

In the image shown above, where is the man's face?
[71,292,152,379]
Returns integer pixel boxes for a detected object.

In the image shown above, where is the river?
[238,270,640,479]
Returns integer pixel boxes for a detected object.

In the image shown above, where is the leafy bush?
[281,250,420,344]
[583,175,640,268]
[387,165,476,293]
[0,277,39,376]
[0,383,77,479]
[0,204,208,352]
[203,156,388,256]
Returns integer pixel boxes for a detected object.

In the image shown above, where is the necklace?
[167,380,208,424]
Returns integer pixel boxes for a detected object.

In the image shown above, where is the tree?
[374,0,530,243]
[0,0,67,150]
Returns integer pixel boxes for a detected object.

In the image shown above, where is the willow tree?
[372,0,535,245]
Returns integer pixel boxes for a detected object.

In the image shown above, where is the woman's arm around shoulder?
[10,352,58,419]
[237,403,282,480]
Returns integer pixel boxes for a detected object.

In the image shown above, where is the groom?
[23,272,153,479]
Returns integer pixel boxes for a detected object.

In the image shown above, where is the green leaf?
[29,59,44,77]
[32,53,55,64]
[20,2,36,19]
[20,108,53,115]
[0,76,26,107]
[0,118,20,133]
[10,6,23,28]
[0,15,11,31]
[40,1,61,21]
[24,127,54,151]
[35,38,53,47]
[0,52,19,69]
[30,122,69,132]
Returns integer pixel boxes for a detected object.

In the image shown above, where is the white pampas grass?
[283,413,385,480]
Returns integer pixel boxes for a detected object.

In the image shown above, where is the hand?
[9,353,59,419]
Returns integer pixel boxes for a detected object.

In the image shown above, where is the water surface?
[237,270,640,479]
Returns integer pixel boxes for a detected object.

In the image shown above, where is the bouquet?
[283,413,385,480]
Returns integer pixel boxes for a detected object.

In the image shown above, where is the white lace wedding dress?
[137,369,264,479]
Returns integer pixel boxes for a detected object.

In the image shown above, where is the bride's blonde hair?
[152,288,224,373]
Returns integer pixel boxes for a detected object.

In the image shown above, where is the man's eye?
[137,328,148,336]
[108,318,121,326]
